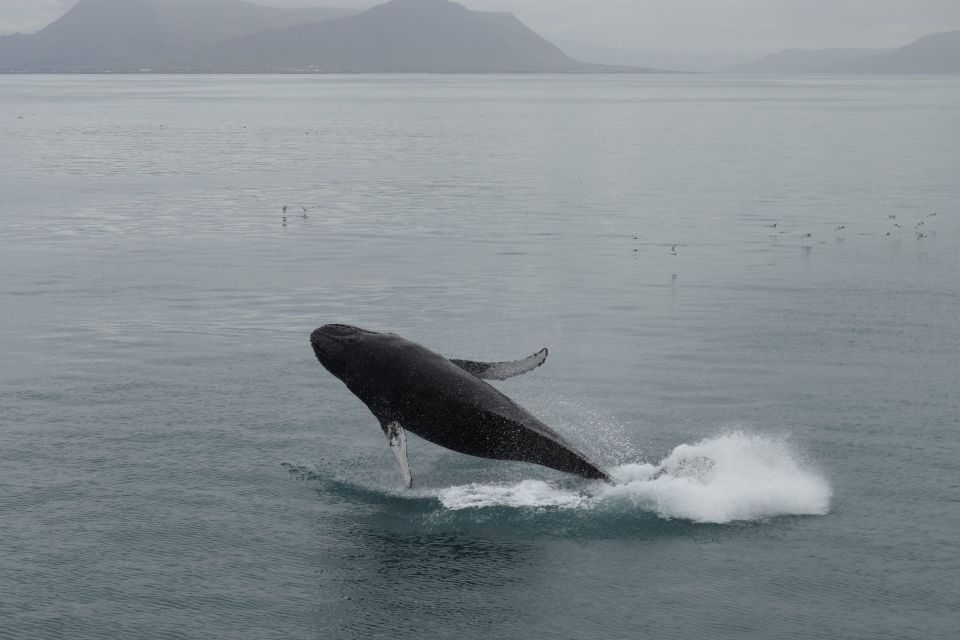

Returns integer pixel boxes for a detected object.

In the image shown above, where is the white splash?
[438,480,585,510]
[435,431,832,524]
[600,431,832,523]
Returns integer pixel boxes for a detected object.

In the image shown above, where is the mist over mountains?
[0,0,629,73]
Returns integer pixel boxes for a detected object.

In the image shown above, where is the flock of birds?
[278,202,941,248]
[630,211,941,255]
[280,204,310,227]
[782,211,939,245]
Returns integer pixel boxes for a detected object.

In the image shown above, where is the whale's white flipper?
[386,421,412,488]
[450,348,548,381]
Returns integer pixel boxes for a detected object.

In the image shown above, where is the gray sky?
[2,0,959,54]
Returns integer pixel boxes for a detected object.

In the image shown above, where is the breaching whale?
[310,324,615,487]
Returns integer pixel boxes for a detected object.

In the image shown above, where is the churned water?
[1,75,958,639]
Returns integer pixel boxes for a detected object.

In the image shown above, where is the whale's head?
[310,324,380,379]
[311,324,432,420]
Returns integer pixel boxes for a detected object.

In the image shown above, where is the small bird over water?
[835,225,846,232]
[888,214,897,220]
[801,233,813,239]
[282,205,288,214]
[768,222,778,229]
[916,232,928,240]
[671,244,678,256]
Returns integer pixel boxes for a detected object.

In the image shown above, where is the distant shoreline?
[0,69,682,75]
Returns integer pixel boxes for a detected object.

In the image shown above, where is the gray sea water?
[1,74,958,639]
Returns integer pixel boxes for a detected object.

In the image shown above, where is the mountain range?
[728,31,960,73]
[3,0,956,75]
[0,0,638,73]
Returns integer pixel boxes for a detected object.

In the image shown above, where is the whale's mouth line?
[312,325,383,356]
[318,324,383,338]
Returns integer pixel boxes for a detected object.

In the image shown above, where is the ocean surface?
[1,74,958,639]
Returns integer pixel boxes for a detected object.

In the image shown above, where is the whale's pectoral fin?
[450,348,548,381]
[384,421,412,488]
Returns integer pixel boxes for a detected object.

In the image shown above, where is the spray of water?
[434,431,831,524]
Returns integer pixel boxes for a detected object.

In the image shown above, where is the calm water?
[1,75,958,639]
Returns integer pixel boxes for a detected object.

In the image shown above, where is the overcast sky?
[2,0,959,54]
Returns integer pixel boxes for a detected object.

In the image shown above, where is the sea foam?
[435,431,831,524]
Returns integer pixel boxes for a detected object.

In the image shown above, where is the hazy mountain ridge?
[145,0,356,50]
[557,40,759,73]
[728,47,890,73]
[0,0,648,73]
[824,31,960,73]
[0,0,356,71]
[0,0,187,71]
[208,0,607,72]
[729,30,960,73]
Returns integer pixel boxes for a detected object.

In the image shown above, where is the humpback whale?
[310,324,615,487]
